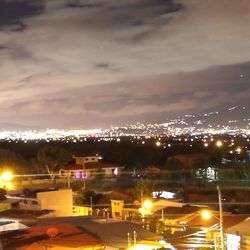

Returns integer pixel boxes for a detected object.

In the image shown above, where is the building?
[111,199,124,219]
[162,209,246,249]
[122,198,184,221]
[0,217,28,232]
[35,216,172,250]
[2,223,105,250]
[225,217,250,250]
[59,155,124,179]
[15,189,73,217]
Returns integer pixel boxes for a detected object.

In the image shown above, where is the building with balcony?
[59,155,124,179]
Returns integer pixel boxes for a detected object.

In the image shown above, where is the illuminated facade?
[59,155,124,179]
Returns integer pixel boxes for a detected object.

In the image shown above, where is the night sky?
[0,0,250,130]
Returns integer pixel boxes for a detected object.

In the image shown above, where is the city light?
[201,210,212,220]
[0,171,14,190]
[216,140,223,147]
[139,200,152,217]
[1,171,13,182]
[235,147,241,154]
[143,200,152,210]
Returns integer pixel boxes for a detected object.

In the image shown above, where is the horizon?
[0,0,250,130]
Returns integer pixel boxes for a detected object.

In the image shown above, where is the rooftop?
[36,216,160,248]
[2,223,104,250]
[64,162,124,170]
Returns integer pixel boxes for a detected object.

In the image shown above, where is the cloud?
[0,0,250,128]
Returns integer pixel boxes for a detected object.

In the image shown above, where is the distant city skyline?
[0,0,250,130]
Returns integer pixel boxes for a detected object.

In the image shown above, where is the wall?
[37,189,73,216]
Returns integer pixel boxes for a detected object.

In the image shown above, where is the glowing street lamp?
[235,147,241,154]
[201,210,212,220]
[0,171,14,189]
[1,171,13,182]
[143,200,152,210]
[216,140,223,147]
[200,186,224,250]
[140,199,152,217]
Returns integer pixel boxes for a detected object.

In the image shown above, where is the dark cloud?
[2,61,248,129]
[0,45,7,50]
[95,63,110,69]
[67,0,103,8]
[0,0,250,129]
[0,0,45,31]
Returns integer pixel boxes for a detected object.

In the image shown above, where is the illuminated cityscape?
[0,106,249,141]
[1,0,250,250]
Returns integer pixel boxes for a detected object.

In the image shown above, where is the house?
[36,216,173,250]
[225,217,250,250]
[0,217,28,232]
[59,155,124,179]
[167,153,209,168]
[9,188,73,217]
[122,198,184,221]
[0,208,54,225]
[162,210,246,249]
[2,223,105,250]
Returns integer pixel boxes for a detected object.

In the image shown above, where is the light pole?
[217,184,224,250]
[0,171,13,189]
[201,186,224,250]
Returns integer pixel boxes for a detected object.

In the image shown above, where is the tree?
[238,162,250,180]
[132,179,153,201]
[0,189,6,201]
[36,146,71,181]
[0,148,30,174]
[95,168,105,181]
[163,159,184,181]
[74,189,103,206]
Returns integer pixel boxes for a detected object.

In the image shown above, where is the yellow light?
[236,147,241,154]
[216,140,223,147]
[204,143,209,147]
[155,141,161,147]
[201,210,211,220]
[1,171,13,181]
[143,200,152,210]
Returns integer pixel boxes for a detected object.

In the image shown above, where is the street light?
[139,199,152,217]
[201,210,212,220]
[1,171,13,182]
[143,200,152,210]
[200,187,224,250]
[0,171,14,189]
[235,147,241,154]
[216,140,223,147]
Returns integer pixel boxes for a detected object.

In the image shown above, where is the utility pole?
[67,173,71,188]
[127,233,131,248]
[133,231,137,246]
[217,184,224,250]
[90,196,93,215]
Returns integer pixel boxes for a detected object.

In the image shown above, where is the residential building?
[225,217,250,250]
[0,217,28,232]
[17,189,73,217]
[59,155,124,179]
[35,216,172,250]
[111,200,124,219]
[2,223,105,250]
